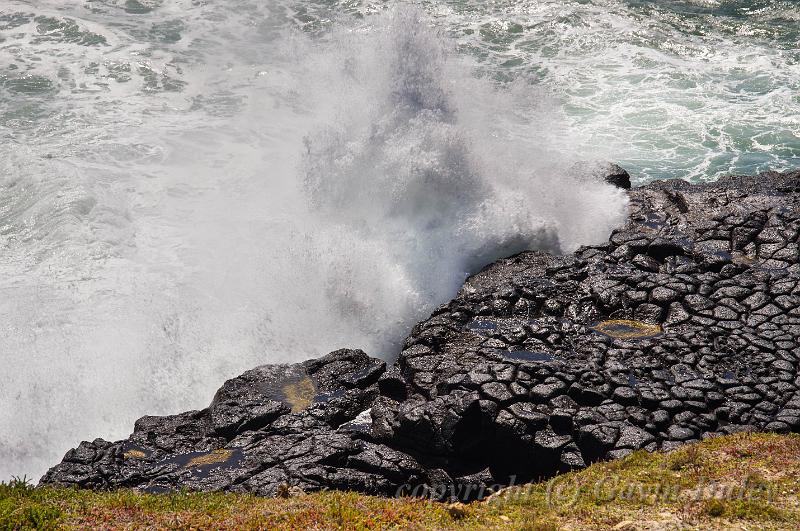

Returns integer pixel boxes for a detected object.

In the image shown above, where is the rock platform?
[41,171,800,501]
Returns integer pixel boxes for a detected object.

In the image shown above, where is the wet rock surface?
[41,171,800,500]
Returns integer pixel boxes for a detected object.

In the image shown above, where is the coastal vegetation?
[4,433,799,530]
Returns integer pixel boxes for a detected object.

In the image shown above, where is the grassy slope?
[3,433,800,530]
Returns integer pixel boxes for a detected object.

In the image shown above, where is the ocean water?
[0,0,796,480]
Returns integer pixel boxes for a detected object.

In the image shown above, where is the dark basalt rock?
[41,170,800,501]
[603,163,632,190]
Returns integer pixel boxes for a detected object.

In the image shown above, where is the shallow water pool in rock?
[501,350,554,362]
[465,319,499,334]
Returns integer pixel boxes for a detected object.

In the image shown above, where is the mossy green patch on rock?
[731,251,757,265]
[185,448,233,468]
[591,319,663,340]
[123,449,146,460]
[282,375,316,413]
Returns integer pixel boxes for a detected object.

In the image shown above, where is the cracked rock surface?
[41,171,800,500]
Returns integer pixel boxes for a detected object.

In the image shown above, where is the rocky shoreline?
[41,170,800,502]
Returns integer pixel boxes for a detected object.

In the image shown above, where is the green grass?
[3,433,800,529]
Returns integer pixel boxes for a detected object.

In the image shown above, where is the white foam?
[0,3,626,480]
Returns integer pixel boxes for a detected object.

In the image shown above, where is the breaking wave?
[0,3,626,480]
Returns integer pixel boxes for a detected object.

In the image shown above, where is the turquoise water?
[434,0,800,182]
[0,0,797,480]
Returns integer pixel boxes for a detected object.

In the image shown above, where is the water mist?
[0,5,626,480]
